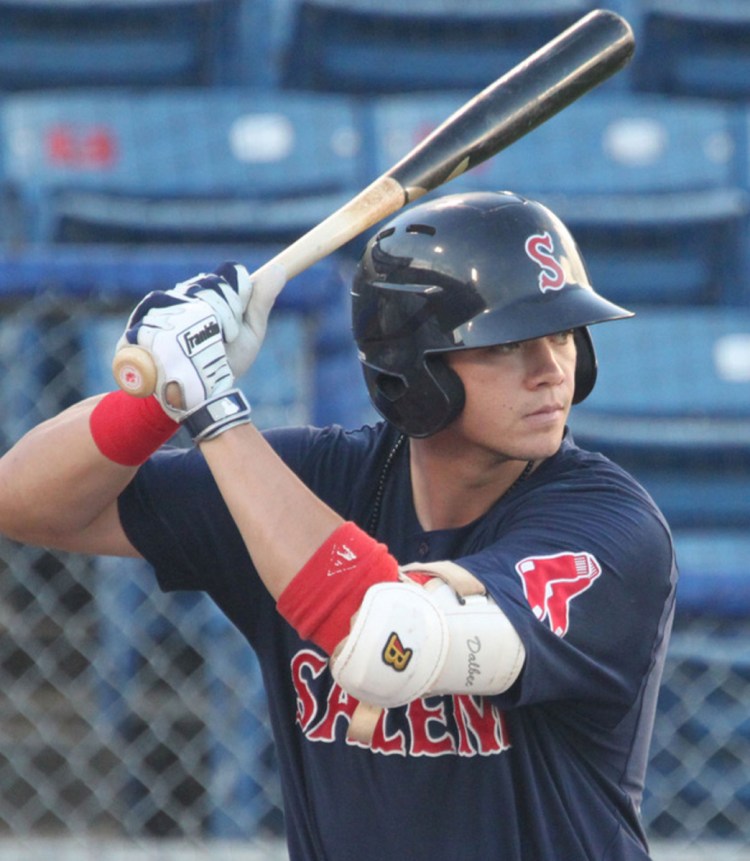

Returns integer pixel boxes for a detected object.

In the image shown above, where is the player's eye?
[488,341,521,355]
[550,330,575,344]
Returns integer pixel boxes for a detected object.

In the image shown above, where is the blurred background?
[0,1,748,859]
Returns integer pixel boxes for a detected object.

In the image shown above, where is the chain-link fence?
[0,281,300,843]
[0,274,747,859]
[645,618,750,846]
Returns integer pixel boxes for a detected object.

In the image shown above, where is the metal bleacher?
[279,0,599,94]
[0,0,247,91]
[630,0,750,103]
[0,0,748,856]
[1,88,366,246]
[568,307,750,570]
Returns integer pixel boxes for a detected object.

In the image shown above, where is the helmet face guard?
[352,191,632,438]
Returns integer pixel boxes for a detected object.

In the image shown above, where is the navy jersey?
[118,423,676,861]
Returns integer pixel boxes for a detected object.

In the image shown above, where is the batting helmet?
[352,191,633,438]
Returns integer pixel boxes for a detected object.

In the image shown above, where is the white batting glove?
[172,261,287,380]
[118,293,233,420]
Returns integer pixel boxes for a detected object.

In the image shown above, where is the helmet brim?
[433,284,634,353]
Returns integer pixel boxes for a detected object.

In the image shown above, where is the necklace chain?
[366,433,406,536]
[511,459,535,489]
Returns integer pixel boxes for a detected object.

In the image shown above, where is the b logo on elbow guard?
[382,632,412,672]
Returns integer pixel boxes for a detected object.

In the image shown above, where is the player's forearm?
[199,422,344,600]
[0,396,136,545]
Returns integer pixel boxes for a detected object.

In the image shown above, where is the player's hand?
[172,261,287,380]
[118,292,233,421]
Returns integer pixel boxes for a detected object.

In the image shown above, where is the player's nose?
[523,336,568,387]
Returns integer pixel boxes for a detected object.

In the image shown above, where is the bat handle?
[110,175,405,397]
[112,345,158,398]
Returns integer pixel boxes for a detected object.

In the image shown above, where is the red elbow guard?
[276,522,399,654]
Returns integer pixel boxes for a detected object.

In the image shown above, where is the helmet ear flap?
[420,357,465,437]
[363,356,465,438]
[573,327,598,404]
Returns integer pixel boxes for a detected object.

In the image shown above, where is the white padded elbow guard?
[330,571,525,709]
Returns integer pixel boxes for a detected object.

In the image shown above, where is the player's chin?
[519,420,567,459]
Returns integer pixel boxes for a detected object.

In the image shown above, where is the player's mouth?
[523,403,567,428]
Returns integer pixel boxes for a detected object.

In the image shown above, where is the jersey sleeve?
[118,444,249,592]
[116,423,384,596]
[459,460,677,722]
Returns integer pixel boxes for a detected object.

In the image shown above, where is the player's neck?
[409,437,534,531]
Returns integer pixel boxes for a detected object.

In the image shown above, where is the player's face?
[444,331,577,462]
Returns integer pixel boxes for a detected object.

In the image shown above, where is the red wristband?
[90,391,179,466]
[276,522,399,654]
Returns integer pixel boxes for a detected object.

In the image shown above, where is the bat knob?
[112,346,158,398]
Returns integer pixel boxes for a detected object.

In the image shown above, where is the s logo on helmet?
[525,231,567,293]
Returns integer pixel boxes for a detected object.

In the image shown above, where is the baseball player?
[0,192,677,860]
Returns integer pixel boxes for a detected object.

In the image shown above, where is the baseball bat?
[113,8,634,398]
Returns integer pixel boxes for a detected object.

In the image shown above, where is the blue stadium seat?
[0,0,245,91]
[674,531,750,618]
[631,0,750,102]
[570,309,750,428]
[362,90,749,305]
[1,89,364,245]
[568,307,750,529]
[280,0,599,94]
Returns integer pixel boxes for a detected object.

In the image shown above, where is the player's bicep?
[48,499,141,558]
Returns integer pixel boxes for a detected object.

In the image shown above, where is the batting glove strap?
[183,388,251,443]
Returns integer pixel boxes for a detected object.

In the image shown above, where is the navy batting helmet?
[351,191,633,438]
